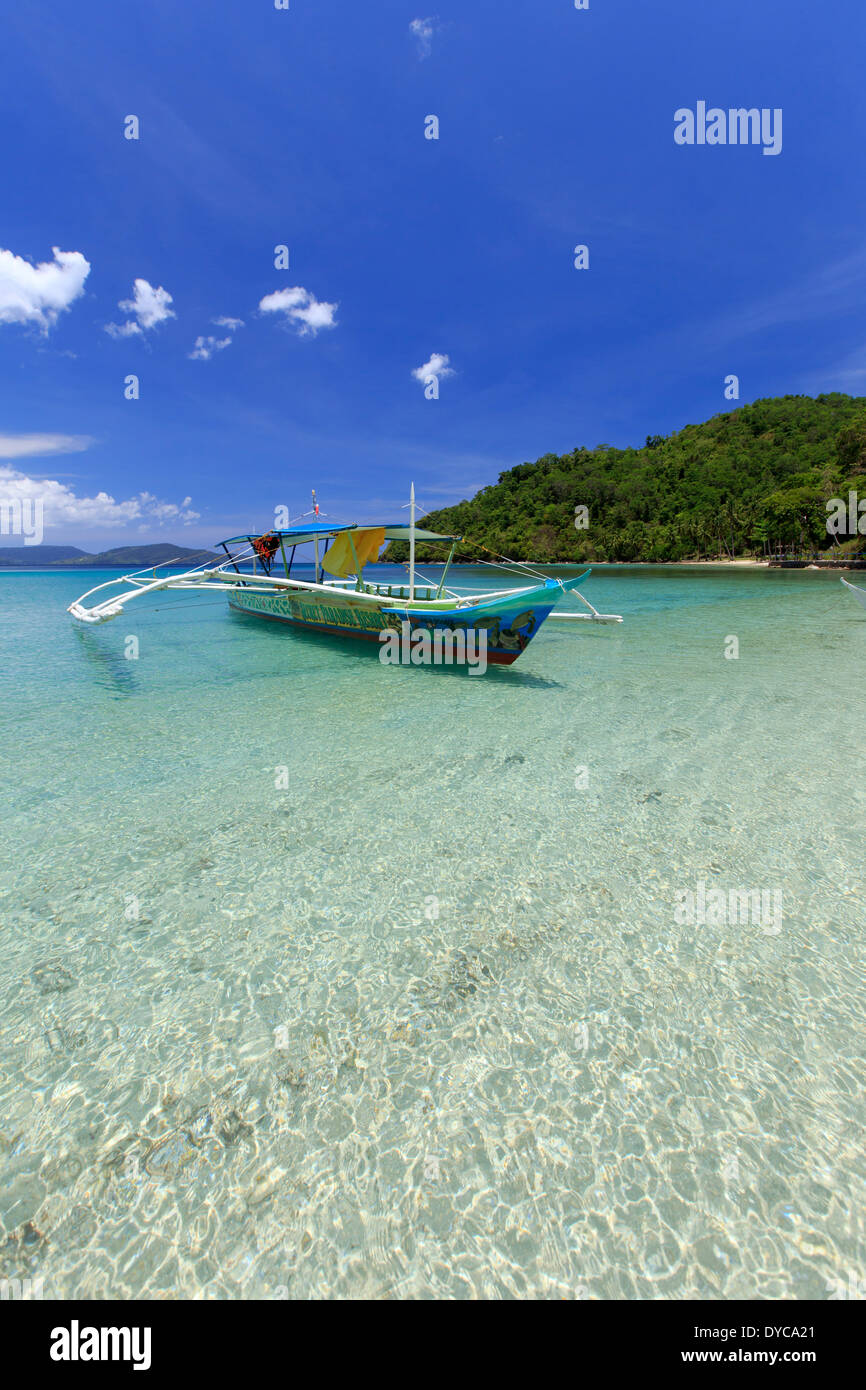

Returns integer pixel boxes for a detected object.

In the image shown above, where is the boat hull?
[226,576,584,665]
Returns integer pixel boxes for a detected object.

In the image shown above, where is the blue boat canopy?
[220,522,357,544]
[220,522,461,545]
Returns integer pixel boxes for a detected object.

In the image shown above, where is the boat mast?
[409,481,416,602]
[436,540,457,598]
[312,488,320,583]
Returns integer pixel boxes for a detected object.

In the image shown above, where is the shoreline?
[3,557,863,574]
[574,558,768,568]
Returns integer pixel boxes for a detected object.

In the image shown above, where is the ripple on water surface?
[0,566,864,1298]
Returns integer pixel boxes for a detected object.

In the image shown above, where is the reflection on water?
[72,627,139,697]
[0,566,863,1299]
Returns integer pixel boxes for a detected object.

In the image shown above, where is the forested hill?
[392,394,866,563]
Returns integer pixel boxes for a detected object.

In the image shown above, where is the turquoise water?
[1,564,864,1299]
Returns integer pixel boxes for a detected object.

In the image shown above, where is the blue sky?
[1,0,865,548]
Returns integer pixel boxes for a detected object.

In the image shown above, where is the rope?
[148,598,230,612]
[394,533,566,593]
[126,545,230,582]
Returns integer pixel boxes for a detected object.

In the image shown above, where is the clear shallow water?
[0,564,864,1300]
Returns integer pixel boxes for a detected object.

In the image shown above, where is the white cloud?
[188,334,232,361]
[137,491,199,523]
[0,465,199,530]
[258,285,338,336]
[105,320,143,339]
[105,278,175,338]
[0,433,94,461]
[0,245,90,332]
[120,280,175,330]
[189,315,245,359]
[410,17,437,59]
[412,351,455,384]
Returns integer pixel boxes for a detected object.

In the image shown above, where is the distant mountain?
[0,543,218,569]
[385,393,866,563]
[0,546,88,567]
[62,544,220,568]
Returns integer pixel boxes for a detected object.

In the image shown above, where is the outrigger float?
[841,576,866,611]
[68,487,623,667]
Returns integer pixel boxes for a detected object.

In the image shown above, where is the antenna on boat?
[409,481,416,602]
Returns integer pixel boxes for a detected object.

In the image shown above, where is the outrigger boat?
[67,488,623,667]
[841,576,866,611]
